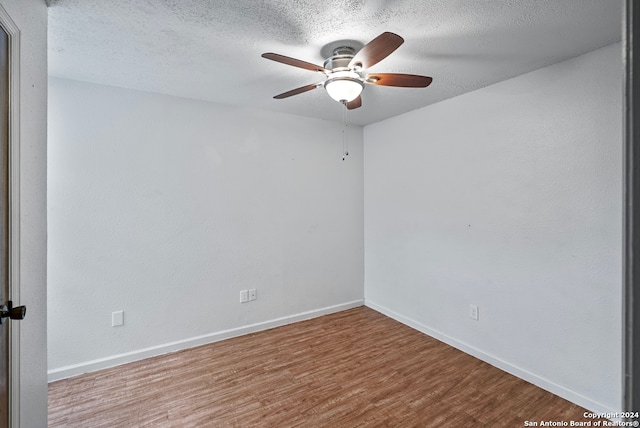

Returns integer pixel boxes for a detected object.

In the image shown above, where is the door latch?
[0,300,26,324]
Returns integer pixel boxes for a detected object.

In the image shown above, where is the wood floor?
[49,307,601,427]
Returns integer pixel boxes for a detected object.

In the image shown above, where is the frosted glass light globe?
[325,77,363,103]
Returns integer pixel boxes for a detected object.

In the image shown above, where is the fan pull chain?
[341,101,349,161]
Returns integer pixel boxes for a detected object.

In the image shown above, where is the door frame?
[0,5,20,427]
[624,0,640,413]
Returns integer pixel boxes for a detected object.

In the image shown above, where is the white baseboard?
[48,299,364,382]
[365,300,618,416]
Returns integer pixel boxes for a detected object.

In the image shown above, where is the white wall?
[47,78,364,376]
[0,0,48,426]
[364,43,622,413]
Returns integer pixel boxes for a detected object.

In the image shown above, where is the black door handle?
[0,301,25,324]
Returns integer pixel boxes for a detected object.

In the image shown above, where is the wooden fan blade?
[273,83,320,99]
[346,96,362,110]
[348,32,404,69]
[262,53,328,73]
[366,73,433,88]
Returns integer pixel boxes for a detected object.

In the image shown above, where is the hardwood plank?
[48,307,605,427]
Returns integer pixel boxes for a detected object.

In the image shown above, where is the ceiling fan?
[261,32,433,110]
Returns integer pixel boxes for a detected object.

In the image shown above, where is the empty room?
[36,0,626,426]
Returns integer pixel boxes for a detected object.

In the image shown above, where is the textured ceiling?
[47,0,622,126]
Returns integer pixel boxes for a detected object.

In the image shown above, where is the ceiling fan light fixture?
[324,77,363,103]
[263,32,433,110]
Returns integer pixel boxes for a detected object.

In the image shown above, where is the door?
[0,19,23,427]
[0,23,8,428]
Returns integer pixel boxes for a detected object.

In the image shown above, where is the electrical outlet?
[112,310,124,327]
[249,288,257,301]
[469,304,479,321]
[240,290,249,303]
